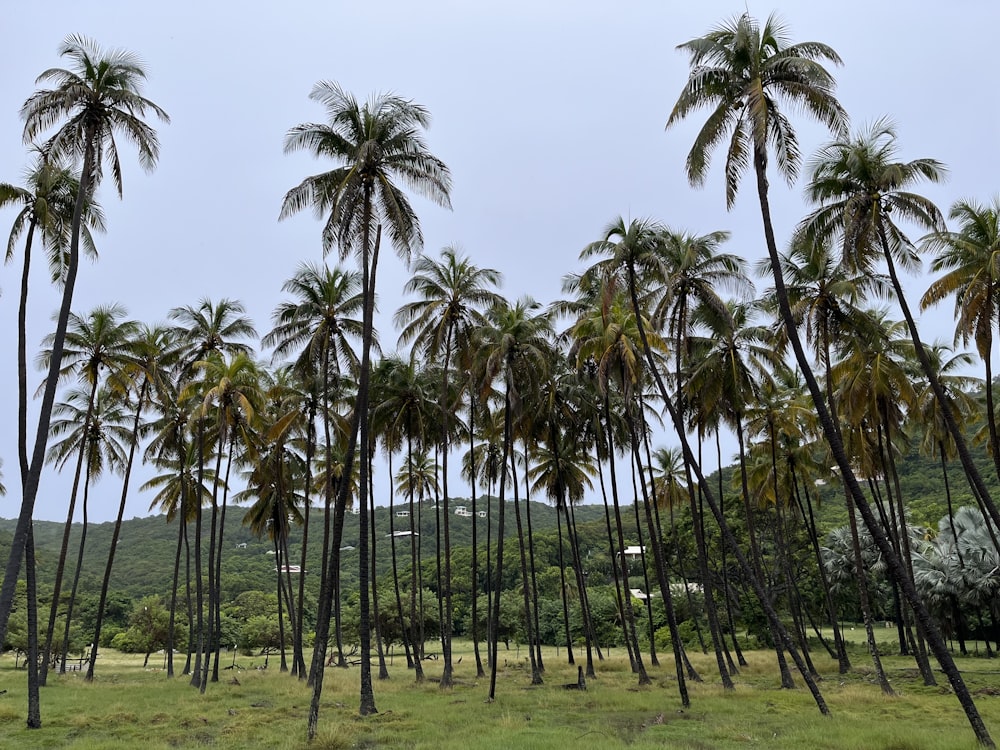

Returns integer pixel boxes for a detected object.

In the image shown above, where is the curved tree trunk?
[0,127,96,648]
[749,147,992,738]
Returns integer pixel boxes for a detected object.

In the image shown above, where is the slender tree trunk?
[487,390,513,701]
[41,385,96,686]
[0,130,96,647]
[510,450,543,685]
[59,469,91,671]
[468,389,486,678]
[166,492,186,678]
[749,147,993,736]
[86,382,148,681]
[26,526,40,729]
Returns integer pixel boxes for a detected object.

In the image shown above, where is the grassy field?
[1,641,999,749]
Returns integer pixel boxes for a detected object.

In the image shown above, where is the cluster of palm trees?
[2,13,1000,748]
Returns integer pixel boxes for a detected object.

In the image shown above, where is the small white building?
[619,545,645,562]
[396,509,410,518]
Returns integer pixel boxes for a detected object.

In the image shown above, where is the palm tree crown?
[280,81,451,260]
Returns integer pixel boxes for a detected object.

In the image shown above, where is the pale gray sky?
[1,1,997,521]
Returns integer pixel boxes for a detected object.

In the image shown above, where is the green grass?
[1,643,999,749]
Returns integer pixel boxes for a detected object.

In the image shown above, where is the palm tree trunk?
[59,468,92,672]
[749,146,993,732]
[0,127,96,647]
[555,501,575,665]
[41,389,94,685]
[86,382,147,681]
[26,525,41,729]
[521,442,545,675]
[487,389,513,701]
[166,491,186,678]
[468,390,485,678]
[880,229,1000,535]
[626,252,830,716]
[510,450,543,685]
[369,462,389,680]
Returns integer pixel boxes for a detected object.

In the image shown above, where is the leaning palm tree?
[667,16,993,742]
[394,246,502,687]
[0,35,168,654]
[1,149,104,484]
[922,197,1000,481]
[281,81,451,731]
[801,119,1000,538]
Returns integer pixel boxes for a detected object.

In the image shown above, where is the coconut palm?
[0,38,168,655]
[394,246,502,687]
[44,385,129,673]
[475,298,553,698]
[264,261,363,679]
[281,82,451,728]
[802,119,1000,543]
[37,303,138,685]
[665,15,994,733]
[85,323,179,681]
[370,355,436,680]
[191,352,262,690]
[922,197,1000,481]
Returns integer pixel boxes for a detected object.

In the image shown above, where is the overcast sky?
[1,1,997,522]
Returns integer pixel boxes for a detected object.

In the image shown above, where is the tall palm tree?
[1,150,104,495]
[0,37,168,653]
[169,297,256,688]
[281,81,451,730]
[370,355,435,680]
[85,323,178,681]
[44,385,129,672]
[38,303,138,685]
[476,298,553,698]
[922,197,1000,481]
[264,261,363,680]
[394,246,503,687]
[192,352,262,690]
[666,16,993,740]
[802,119,1000,538]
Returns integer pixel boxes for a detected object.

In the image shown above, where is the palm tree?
[85,323,178,681]
[394,246,502,686]
[281,81,451,729]
[370,355,435,680]
[666,16,995,738]
[192,352,262,690]
[1,149,104,485]
[44,385,129,673]
[38,303,138,685]
[802,119,1000,540]
[0,37,168,653]
[922,197,1000,481]
[264,261,363,679]
[476,298,553,698]
[169,297,256,687]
